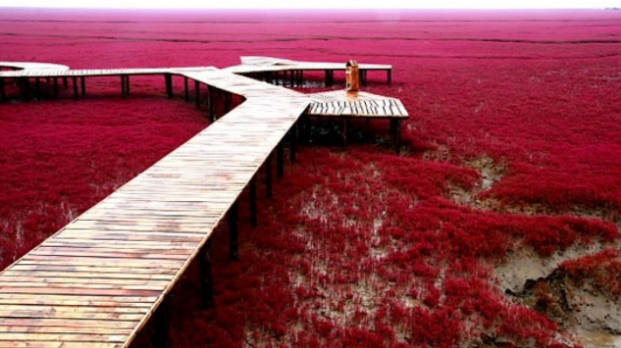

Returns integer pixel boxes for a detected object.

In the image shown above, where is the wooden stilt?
[25,78,32,101]
[125,76,130,96]
[20,78,30,101]
[0,78,5,102]
[200,240,214,309]
[250,176,257,227]
[184,76,189,102]
[289,123,297,163]
[342,118,348,147]
[53,77,59,98]
[302,114,312,144]
[208,86,215,122]
[265,154,272,198]
[276,143,284,178]
[63,76,68,89]
[229,201,239,261]
[80,77,86,97]
[194,80,200,109]
[152,297,169,348]
[224,92,231,112]
[72,77,78,100]
[391,119,402,154]
[387,69,392,85]
[35,78,41,98]
[165,74,173,99]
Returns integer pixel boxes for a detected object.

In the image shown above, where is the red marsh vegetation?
[1,8,621,347]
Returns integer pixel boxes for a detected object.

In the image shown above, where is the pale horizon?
[0,0,618,9]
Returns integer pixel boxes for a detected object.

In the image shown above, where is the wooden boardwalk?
[308,90,408,118]
[0,58,405,348]
[225,56,393,86]
[306,90,409,150]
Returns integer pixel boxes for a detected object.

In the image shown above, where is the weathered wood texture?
[0,58,407,348]
[307,90,408,118]
[0,65,308,348]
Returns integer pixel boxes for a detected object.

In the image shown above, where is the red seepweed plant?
[1,8,620,347]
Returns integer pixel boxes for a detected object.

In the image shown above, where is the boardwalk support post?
[289,124,297,163]
[121,76,130,98]
[184,76,189,102]
[195,80,200,109]
[342,118,348,147]
[20,78,30,101]
[390,119,402,154]
[250,176,258,227]
[80,77,86,97]
[224,92,232,112]
[298,70,304,86]
[387,69,392,85]
[200,240,214,309]
[165,74,173,99]
[72,77,79,100]
[0,78,5,102]
[325,70,334,87]
[229,201,239,261]
[208,86,215,122]
[265,154,272,198]
[276,143,285,178]
[35,78,41,98]
[153,296,169,348]
[53,77,59,98]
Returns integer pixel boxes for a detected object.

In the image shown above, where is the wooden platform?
[0,58,407,348]
[308,90,408,118]
[306,90,408,151]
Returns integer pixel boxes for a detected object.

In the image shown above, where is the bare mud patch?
[497,243,621,347]
[450,155,506,210]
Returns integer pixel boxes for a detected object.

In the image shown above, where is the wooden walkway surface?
[308,90,408,118]
[0,58,405,348]
[224,56,393,85]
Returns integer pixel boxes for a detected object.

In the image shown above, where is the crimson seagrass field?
[1,8,621,348]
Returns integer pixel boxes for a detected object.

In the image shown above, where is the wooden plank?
[0,342,118,348]
[0,286,161,297]
[29,250,189,261]
[7,265,177,276]
[0,297,153,308]
[0,333,127,342]
[0,318,136,330]
[0,58,406,348]
[0,310,143,321]
[0,294,156,304]
[0,326,131,335]
[0,277,171,287]
[0,305,148,315]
